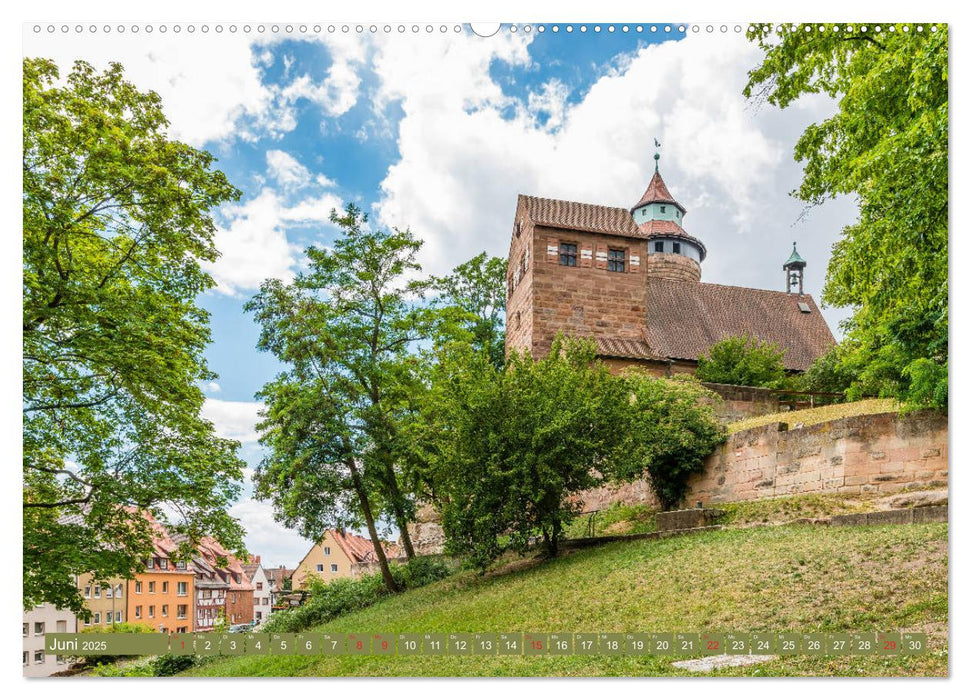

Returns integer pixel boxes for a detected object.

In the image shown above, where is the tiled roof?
[644,279,836,371]
[631,171,685,212]
[595,336,660,361]
[520,195,645,238]
[330,530,401,564]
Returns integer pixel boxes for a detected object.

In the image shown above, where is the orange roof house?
[292,530,401,590]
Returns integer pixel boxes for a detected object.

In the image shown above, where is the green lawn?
[183,522,947,677]
[728,398,898,434]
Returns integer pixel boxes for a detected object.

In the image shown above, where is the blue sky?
[25,23,856,566]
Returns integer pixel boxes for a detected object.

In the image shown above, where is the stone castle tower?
[505,157,835,376]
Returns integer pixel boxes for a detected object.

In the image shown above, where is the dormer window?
[147,558,155,570]
[159,558,168,570]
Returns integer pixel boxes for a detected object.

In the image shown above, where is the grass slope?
[728,398,898,434]
[185,523,947,677]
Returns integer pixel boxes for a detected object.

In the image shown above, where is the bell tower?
[631,141,706,283]
[783,242,807,295]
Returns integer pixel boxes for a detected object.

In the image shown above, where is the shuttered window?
[559,243,577,267]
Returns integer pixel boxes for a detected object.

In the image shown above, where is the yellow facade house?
[292,529,400,590]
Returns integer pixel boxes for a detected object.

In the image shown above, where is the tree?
[798,346,855,396]
[23,58,246,615]
[411,337,636,569]
[615,374,726,510]
[695,334,788,388]
[745,24,947,409]
[430,252,507,368]
[247,205,432,592]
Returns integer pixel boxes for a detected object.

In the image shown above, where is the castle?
[505,154,836,376]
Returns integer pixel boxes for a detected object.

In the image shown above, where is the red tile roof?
[595,336,660,361]
[330,530,401,564]
[643,279,836,371]
[631,171,685,212]
[519,195,645,238]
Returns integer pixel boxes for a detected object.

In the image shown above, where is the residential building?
[264,566,293,607]
[126,517,194,634]
[77,574,127,628]
[292,530,400,590]
[23,604,77,677]
[241,556,272,626]
[505,158,835,374]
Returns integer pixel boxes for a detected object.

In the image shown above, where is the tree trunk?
[347,458,399,593]
[390,494,417,560]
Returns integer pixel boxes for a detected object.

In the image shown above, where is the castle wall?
[522,225,649,358]
[645,252,701,282]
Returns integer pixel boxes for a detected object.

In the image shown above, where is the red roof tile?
[643,279,836,371]
[631,171,685,212]
[637,220,707,259]
[595,336,660,361]
[330,530,401,564]
[520,195,645,238]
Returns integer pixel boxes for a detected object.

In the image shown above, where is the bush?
[696,334,787,388]
[260,557,453,634]
[798,346,854,396]
[152,653,199,676]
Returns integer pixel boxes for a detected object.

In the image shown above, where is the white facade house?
[242,558,273,626]
[23,603,77,677]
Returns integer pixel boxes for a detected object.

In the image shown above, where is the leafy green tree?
[745,24,947,409]
[430,252,507,368]
[615,374,726,510]
[412,337,636,569]
[798,346,855,396]
[695,334,788,388]
[23,58,245,615]
[247,205,433,591]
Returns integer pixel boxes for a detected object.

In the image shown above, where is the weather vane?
[654,138,661,172]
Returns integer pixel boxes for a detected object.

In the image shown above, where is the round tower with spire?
[631,141,706,283]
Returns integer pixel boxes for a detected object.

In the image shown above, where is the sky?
[23,22,858,568]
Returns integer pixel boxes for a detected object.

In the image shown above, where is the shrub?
[696,334,787,388]
[260,557,453,634]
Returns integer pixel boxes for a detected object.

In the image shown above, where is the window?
[162,582,169,594]
[149,581,155,593]
[93,613,100,624]
[176,561,186,570]
[35,651,44,664]
[642,208,646,216]
[654,241,664,253]
[84,586,91,598]
[34,622,44,635]
[106,585,113,598]
[148,605,155,618]
[135,581,142,594]
[94,585,101,598]
[316,564,324,572]
[135,606,142,619]
[177,581,187,596]
[256,582,263,591]
[56,620,67,633]
[331,564,338,573]
[159,559,168,570]
[672,242,681,254]
[22,651,28,666]
[660,205,666,213]
[231,593,237,603]
[177,605,187,619]
[162,604,169,617]
[324,546,330,555]
[22,623,27,637]
[231,614,237,623]
[559,242,578,267]
[608,249,626,273]
[115,584,123,597]
[262,597,269,606]
[147,558,155,569]
[115,611,122,623]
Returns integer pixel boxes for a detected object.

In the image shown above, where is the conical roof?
[784,242,806,268]
[631,170,685,213]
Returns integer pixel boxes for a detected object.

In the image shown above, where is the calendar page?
[21,15,949,684]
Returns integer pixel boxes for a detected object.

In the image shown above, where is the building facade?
[292,530,400,590]
[242,556,273,626]
[23,604,77,677]
[76,575,127,628]
[506,161,835,374]
[126,525,194,634]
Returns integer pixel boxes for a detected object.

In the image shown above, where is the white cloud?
[369,31,856,333]
[266,149,312,189]
[206,381,222,393]
[204,189,344,295]
[229,498,314,568]
[23,30,294,147]
[201,398,264,444]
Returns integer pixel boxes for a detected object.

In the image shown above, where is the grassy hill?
[183,522,947,677]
